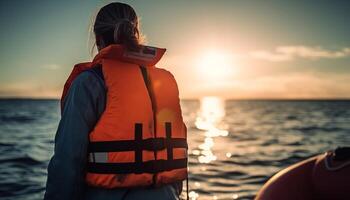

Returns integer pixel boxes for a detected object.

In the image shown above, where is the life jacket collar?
[92,44,166,67]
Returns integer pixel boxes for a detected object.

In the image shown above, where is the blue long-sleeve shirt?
[44,69,181,200]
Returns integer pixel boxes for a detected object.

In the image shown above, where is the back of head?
[94,2,142,51]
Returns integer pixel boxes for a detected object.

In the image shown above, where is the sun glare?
[196,51,236,82]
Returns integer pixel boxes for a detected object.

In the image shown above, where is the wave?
[0,156,43,166]
[0,115,36,124]
[292,125,343,133]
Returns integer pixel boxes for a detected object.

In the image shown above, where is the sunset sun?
[196,50,237,82]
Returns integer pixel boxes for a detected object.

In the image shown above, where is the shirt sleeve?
[44,71,105,200]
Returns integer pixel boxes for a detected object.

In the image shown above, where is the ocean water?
[0,98,349,200]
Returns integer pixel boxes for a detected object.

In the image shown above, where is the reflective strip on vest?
[89,152,108,163]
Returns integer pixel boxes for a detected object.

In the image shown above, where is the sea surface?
[0,98,349,200]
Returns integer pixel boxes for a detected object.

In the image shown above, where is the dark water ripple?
[1,99,350,199]
[0,100,57,200]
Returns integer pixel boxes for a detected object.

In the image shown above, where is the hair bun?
[113,19,139,50]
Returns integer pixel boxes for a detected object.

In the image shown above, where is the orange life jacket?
[61,44,188,188]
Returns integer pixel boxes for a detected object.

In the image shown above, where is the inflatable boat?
[255,147,350,200]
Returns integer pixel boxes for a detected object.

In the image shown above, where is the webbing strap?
[88,138,187,152]
[87,158,188,174]
[166,122,173,160]
[135,123,143,166]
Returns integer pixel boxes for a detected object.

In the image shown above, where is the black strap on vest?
[139,65,158,186]
[88,158,188,174]
[135,123,143,166]
[87,122,188,174]
[88,137,187,152]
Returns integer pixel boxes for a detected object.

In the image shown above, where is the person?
[44,2,188,200]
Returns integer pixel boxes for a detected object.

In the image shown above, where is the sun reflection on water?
[195,97,228,137]
[189,96,231,199]
[194,96,228,164]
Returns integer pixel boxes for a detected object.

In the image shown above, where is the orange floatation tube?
[255,147,350,200]
[61,44,188,188]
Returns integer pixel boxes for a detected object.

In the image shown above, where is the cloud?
[250,46,350,62]
[41,64,61,70]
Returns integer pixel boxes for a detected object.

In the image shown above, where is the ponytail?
[93,2,143,51]
[113,19,140,50]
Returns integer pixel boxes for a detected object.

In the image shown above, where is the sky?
[0,0,350,99]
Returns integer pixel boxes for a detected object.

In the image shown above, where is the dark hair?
[93,2,142,50]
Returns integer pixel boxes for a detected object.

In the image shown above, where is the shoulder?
[63,66,105,107]
[71,65,105,90]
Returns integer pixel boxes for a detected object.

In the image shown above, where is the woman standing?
[44,2,188,200]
